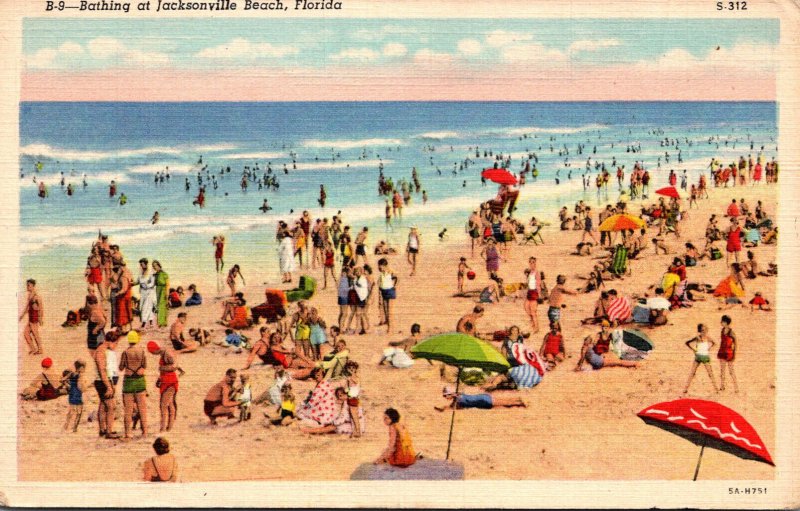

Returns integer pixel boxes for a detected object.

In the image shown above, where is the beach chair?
[251,289,287,323]
[286,275,317,303]
[521,226,544,245]
[323,353,350,380]
[611,245,629,276]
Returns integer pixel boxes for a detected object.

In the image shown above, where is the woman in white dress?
[136,258,157,329]
[278,233,296,283]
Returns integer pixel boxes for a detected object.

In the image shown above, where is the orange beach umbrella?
[599,214,646,232]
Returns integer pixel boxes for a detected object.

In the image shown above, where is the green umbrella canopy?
[411,333,510,373]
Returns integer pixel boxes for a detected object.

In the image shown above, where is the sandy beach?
[17,181,777,482]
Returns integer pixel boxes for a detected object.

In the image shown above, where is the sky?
[21,18,780,101]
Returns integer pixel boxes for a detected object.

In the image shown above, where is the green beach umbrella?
[411,333,510,460]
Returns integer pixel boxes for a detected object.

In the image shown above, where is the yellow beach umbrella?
[599,214,646,232]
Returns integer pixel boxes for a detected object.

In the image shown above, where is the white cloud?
[457,39,482,56]
[636,44,775,72]
[197,38,299,59]
[330,47,379,61]
[569,38,621,52]
[485,30,533,48]
[352,25,416,42]
[413,48,453,64]
[382,43,408,57]
[26,38,168,69]
[500,43,567,63]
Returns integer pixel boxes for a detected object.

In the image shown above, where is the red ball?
[467,271,476,280]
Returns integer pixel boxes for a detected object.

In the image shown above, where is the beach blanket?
[297,379,336,426]
[510,343,546,377]
[606,296,632,323]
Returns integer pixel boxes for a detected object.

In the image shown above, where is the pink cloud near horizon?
[22,64,776,101]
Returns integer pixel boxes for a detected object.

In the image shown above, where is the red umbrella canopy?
[481,168,518,185]
[638,398,773,466]
[655,186,681,199]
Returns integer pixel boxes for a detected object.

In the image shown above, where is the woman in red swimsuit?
[212,235,225,273]
[148,341,182,432]
[726,217,742,265]
[18,279,43,354]
[717,315,739,393]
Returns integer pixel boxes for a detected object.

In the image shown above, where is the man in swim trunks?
[547,275,577,326]
[355,227,369,266]
[456,305,485,338]
[170,313,197,353]
[204,369,241,424]
[93,332,120,438]
[435,386,526,411]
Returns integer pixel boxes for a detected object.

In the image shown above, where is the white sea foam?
[20,143,183,161]
[126,163,199,175]
[414,131,461,140]
[19,171,132,187]
[489,124,609,137]
[294,159,390,171]
[20,143,239,162]
[222,152,287,160]
[302,138,405,150]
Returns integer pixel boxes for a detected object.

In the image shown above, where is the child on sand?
[539,322,565,370]
[345,361,362,438]
[236,373,252,421]
[62,360,87,432]
[717,315,740,393]
[683,324,719,394]
[268,385,296,426]
[457,257,470,294]
[749,292,772,311]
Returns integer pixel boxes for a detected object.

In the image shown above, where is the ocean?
[19,101,777,288]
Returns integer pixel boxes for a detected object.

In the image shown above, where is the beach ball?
[467,271,476,280]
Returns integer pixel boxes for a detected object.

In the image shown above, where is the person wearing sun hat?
[147,341,183,432]
[119,330,148,439]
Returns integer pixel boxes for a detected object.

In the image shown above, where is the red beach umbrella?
[655,186,681,199]
[481,168,518,186]
[637,398,773,480]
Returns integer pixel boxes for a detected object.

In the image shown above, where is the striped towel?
[508,364,542,388]
[511,343,546,377]
[607,296,632,322]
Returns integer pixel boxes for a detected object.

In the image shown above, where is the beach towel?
[297,379,336,426]
[606,296,632,323]
[611,245,628,275]
[507,363,542,388]
[510,342,546,377]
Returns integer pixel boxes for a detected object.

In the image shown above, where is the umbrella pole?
[445,367,462,461]
[693,441,706,481]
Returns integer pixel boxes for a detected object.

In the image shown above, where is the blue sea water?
[19,101,777,287]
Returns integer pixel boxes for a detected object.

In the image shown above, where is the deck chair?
[286,275,317,302]
[611,245,629,276]
[323,351,350,380]
[251,289,287,323]
[521,226,544,245]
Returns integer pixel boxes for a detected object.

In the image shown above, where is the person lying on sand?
[435,386,526,411]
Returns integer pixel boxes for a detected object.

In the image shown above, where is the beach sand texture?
[17,183,776,482]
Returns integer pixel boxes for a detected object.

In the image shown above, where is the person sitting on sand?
[575,241,594,256]
[20,357,63,401]
[575,321,639,371]
[581,291,610,325]
[143,437,178,482]
[170,312,197,353]
[749,292,772,311]
[380,323,421,368]
[539,322,566,369]
[456,305,485,338]
[265,384,297,426]
[374,408,419,467]
[184,284,202,306]
[435,386,527,411]
[296,367,338,428]
[203,368,240,425]
[300,387,366,436]
[243,327,314,371]
[221,292,244,323]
